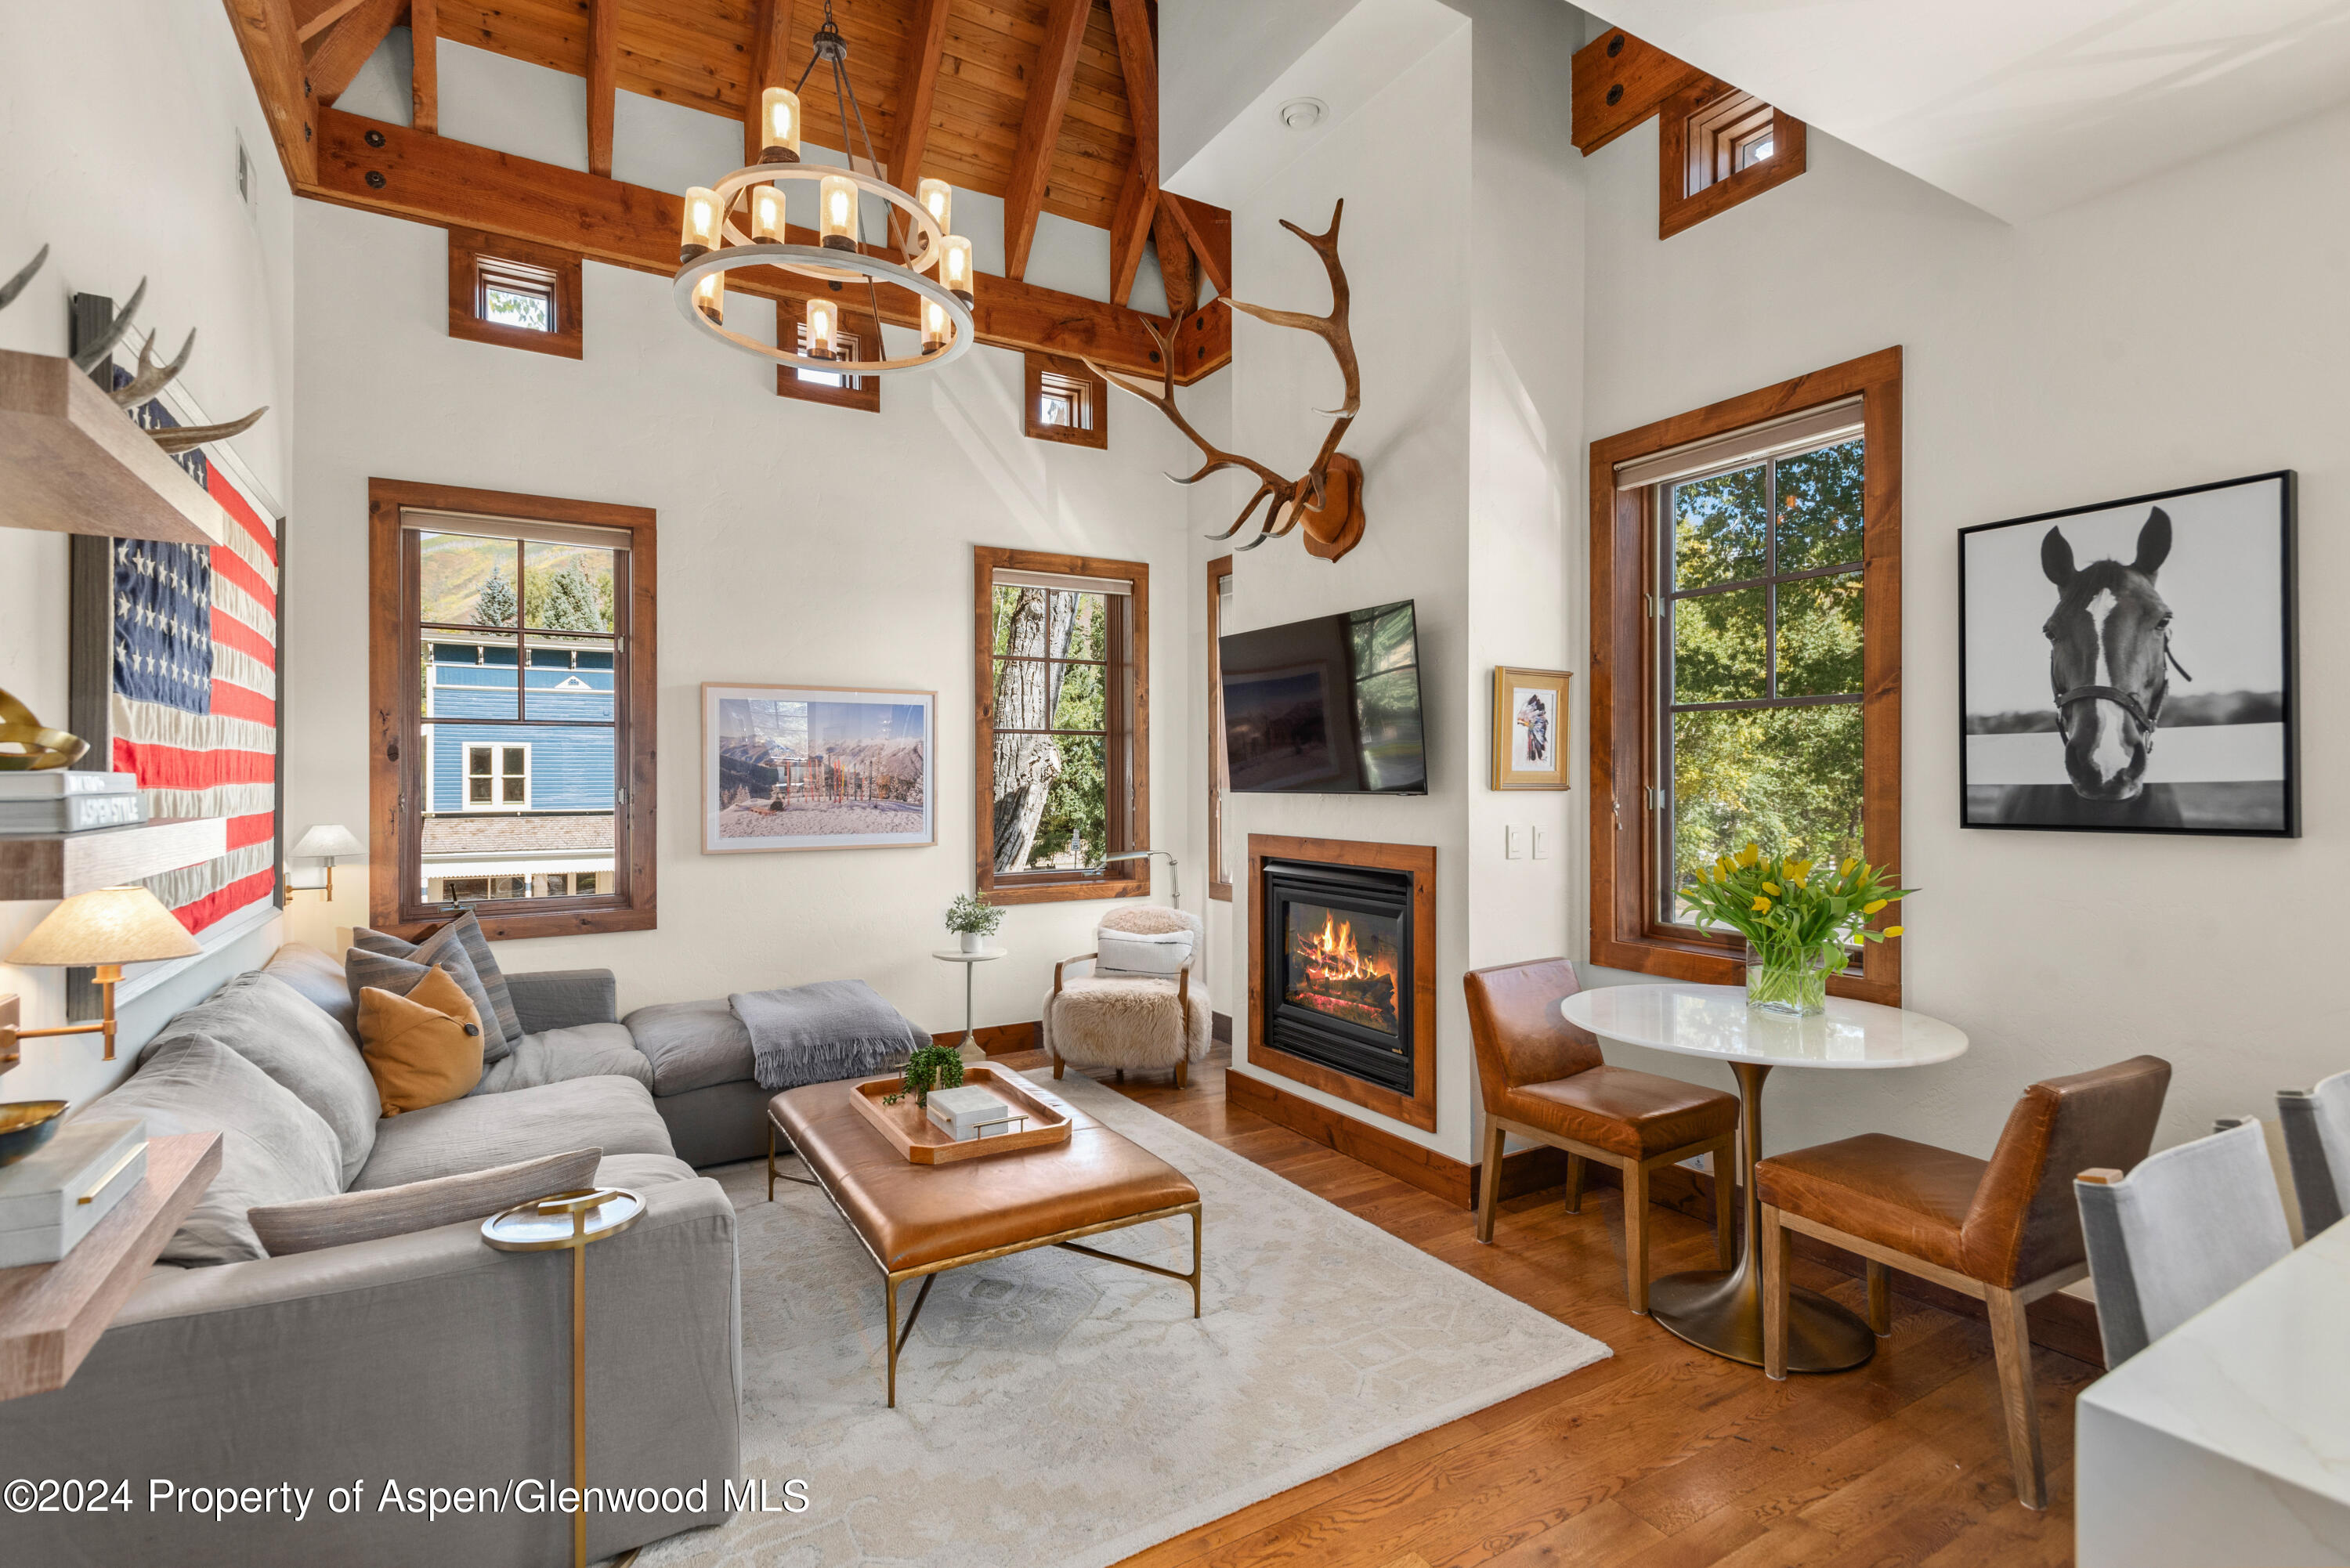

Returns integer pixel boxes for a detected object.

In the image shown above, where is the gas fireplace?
[1260,856,1419,1095]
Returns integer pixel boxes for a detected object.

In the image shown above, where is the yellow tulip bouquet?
[1680,845,1912,1015]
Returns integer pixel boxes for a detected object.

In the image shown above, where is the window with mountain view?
[369,481,657,939]
[973,547,1149,904]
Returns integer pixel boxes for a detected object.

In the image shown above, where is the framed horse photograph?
[1959,471,2298,836]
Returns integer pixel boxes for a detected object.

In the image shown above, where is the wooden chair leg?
[1115,1068,1126,1084]
[1174,1059,1188,1089]
[1711,1138,1736,1270]
[1051,1053,1065,1080]
[1622,1158,1650,1313]
[1986,1285,2048,1509]
[1867,1259,1893,1335]
[1474,1121,1506,1244]
[1564,1153,1585,1215]
[1761,1202,1791,1380]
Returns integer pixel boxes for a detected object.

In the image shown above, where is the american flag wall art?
[76,370,284,940]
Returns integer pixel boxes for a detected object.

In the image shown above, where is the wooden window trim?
[1206,555,1233,901]
[446,227,583,359]
[367,478,657,941]
[1588,347,1901,1004]
[974,546,1149,905]
[776,310,882,413]
[1024,352,1108,448]
[1658,83,1807,240]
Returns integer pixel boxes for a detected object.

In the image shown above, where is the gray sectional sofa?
[0,941,743,1568]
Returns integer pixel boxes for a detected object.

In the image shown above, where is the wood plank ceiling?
[235,0,1228,381]
[436,0,1139,234]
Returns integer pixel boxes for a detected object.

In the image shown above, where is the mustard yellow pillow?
[358,965,486,1115]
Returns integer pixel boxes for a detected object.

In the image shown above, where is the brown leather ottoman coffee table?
[766,1077,1202,1406]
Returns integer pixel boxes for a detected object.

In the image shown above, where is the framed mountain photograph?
[701,683,935,852]
[1958,471,2298,837]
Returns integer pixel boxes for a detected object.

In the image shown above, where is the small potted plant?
[1679,846,1912,1016]
[944,891,1003,955]
[883,1042,967,1110]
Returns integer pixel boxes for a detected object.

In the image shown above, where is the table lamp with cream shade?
[5,887,201,1061]
[285,824,365,901]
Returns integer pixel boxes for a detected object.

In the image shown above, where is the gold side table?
[483,1187,645,1568]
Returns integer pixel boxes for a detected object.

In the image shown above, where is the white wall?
[1575,102,2350,1160]
[0,0,294,1110]
[288,199,1195,1035]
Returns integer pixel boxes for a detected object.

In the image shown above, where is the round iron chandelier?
[673,1,974,376]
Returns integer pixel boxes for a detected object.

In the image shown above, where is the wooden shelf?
[0,349,230,547]
[0,1132,220,1400]
[0,818,228,901]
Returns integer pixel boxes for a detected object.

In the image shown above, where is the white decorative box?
[0,1118,146,1267]
[924,1085,1029,1142]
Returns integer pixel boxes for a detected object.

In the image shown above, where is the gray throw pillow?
[346,942,510,1066]
[141,971,381,1186]
[355,914,522,1053]
[250,1147,604,1256]
[92,1034,343,1265]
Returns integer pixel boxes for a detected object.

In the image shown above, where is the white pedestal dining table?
[1561,982,1968,1372]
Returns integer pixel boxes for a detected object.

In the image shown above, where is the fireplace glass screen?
[1283,900,1403,1037]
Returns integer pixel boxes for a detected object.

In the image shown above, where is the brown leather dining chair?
[1466,959,1740,1312]
[1756,1054,2171,1510]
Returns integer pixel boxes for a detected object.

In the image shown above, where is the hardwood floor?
[1007,1046,2092,1568]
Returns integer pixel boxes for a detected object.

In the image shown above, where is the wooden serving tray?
[848,1066,1074,1165]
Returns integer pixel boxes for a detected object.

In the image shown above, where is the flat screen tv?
[1220,599,1427,795]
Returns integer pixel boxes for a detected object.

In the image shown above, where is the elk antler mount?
[1086,200,1365,562]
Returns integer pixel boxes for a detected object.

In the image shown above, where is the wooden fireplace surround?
[1244,834,1437,1133]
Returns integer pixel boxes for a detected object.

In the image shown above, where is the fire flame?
[1299,909,1386,981]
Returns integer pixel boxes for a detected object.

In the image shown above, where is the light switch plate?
[1531,826,1549,860]
[1505,825,1527,860]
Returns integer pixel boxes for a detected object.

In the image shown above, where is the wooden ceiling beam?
[309,106,1228,383]
[222,0,317,186]
[1002,0,1091,280]
[1158,192,1230,298]
[295,0,367,43]
[303,0,403,102]
[1104,0,1156,307]
[588,0,617,177]
[409,0,437,134]
[884,0,952,249]
[742,0,798,165]
[1154,202,1194,315]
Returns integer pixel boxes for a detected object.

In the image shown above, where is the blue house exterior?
[426,636,616,812]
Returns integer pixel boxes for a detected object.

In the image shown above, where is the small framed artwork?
[1959,471,2297,837]
[701,683,935,852]
[1491,667,1571,790]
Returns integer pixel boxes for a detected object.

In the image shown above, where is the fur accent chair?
[1040,906,1212,1088]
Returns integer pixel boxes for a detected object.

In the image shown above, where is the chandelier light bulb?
[819,175,859,251]
[938,235,974,304]
[806,297,841,360]
[692,271,724,323]
[750,183,783,244]
[759,87,802,164]
[916,179,953,236]
[679,186,722,262]
[921,296,949,355]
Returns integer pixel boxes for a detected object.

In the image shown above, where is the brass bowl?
[0,1101,69,1167]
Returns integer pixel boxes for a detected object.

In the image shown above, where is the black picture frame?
[1958,470,2298,838]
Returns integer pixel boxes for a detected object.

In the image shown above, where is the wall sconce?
[3,886,200,1062]
[285,824,365,901]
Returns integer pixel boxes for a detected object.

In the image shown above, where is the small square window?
[1024,353,1108,449]
[776,309,881,412]
[1660,85,1806,240]
[483,276,555,332]
[448,227,584,358]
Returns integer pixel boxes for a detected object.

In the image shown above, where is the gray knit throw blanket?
[729,980,924,1092]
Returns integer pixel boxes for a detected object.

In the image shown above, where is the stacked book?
[0,771,146,834]
[925,1084,1029,1142]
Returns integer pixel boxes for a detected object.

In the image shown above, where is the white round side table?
[1561,983,1968,1373]
[932,948,1007,1061]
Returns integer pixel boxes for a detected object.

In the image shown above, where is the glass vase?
[1745,941,1831,1017]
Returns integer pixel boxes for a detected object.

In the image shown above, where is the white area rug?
[636,1069,1609,1568]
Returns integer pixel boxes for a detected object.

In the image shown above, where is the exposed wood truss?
[588,0,619,177]
[884,0,949,248]
[1104,0,1156,307]
[303,0,403,102]
[409,0,437,131]
[1158,192,1229,298]
[741,0,798,164]
[224,0,316,186]
[1003,0,1094,280]
[309,107,1227,382]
